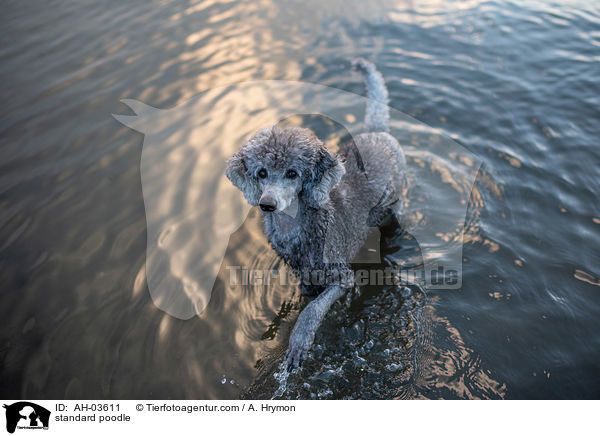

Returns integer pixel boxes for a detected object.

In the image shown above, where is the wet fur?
[226,59,406,370]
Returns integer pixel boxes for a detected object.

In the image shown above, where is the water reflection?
[2,0,599,399]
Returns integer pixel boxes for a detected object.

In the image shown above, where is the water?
[1,0,599,399]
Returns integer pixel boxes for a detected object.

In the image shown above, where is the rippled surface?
[1,0,599,399]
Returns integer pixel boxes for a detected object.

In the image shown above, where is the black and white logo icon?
[3,402,50,433]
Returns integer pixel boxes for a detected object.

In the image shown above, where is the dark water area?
[1,0,599,399]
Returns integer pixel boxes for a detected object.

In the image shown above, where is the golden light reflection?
[498,151,522,168]
[574,269,600,287]
[158,314,171,342]
[418,300,507,399]
[132,263,146,298]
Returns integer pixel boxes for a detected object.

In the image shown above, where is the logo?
[113,80,481,319]
[3,402,50,433]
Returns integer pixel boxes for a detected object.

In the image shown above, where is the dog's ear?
[304,147,346,208]
[226,150,261,206]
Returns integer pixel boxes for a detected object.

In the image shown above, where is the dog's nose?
[259,196,277,212]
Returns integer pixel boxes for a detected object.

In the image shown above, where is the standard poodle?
[226,59,406,370]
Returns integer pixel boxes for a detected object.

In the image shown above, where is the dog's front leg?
[285,283,347,371]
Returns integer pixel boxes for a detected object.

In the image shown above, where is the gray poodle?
[226,59,406,370]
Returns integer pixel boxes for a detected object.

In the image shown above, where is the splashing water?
[271,364,291,399]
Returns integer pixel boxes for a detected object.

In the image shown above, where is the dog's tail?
[351,58,389,132]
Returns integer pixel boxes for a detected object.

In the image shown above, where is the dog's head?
[226,126,345,213]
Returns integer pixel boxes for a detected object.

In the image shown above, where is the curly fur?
[226,59,406,370]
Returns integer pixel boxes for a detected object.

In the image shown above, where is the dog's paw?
[284,334,311,371]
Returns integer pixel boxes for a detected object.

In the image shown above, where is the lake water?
[1,0,599,399]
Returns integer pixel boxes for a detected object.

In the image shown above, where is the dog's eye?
[286,169,298,179]
[257,168,268,179]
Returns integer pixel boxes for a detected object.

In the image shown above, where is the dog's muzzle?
[259,195,277,212]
